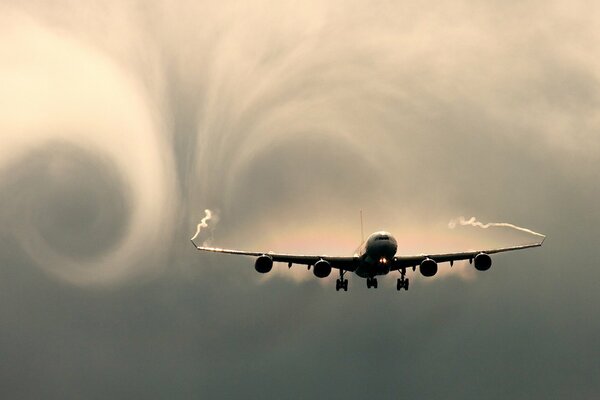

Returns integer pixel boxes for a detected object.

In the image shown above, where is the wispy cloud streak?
[191,209,216,246]
[449,216,546,238]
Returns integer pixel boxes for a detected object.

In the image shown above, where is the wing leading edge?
[392,238,545,269]
[192,241,358,271]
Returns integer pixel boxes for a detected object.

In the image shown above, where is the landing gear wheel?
[397,278,409,291]
[397,269,409,291]
[336,278,349,291]
[366,278,378,288]
[337,271,348,292]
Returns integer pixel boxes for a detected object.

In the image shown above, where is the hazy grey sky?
[0,1,599,398]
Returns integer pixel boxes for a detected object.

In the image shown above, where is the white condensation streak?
[448,216,546,238]
[191,209,213,242]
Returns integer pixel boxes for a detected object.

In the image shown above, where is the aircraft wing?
[392,238,545,269]
[192,241,359,271]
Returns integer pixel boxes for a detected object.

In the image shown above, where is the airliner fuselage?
[354,231,398,278]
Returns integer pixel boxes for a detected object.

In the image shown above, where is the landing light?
[380,257,388,264]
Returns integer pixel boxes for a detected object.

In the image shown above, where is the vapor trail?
[191,209,213,242]
[448,216,546,238]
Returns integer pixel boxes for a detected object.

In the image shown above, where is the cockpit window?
[376,235,389,241]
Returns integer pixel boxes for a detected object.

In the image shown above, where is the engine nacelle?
[474,253,492,271]
[255,255,273,274]
[420,258,438,277]
[313,259,332,278]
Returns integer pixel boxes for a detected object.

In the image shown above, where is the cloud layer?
[0,1,599,398]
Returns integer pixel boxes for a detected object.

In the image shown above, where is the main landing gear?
[366,277,378,289]
[336,270,348,291]
[397,269,409,291]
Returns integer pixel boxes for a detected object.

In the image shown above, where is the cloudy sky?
[1,0,599,398]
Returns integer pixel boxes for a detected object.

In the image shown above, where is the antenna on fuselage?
[360,209,365,243]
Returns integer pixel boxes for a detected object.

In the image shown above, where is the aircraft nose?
[377,243,396,260]
[387,241,397,256]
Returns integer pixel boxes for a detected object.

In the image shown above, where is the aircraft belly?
[354,259,390,278]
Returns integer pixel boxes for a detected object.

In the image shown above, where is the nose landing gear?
[366,277,378,289]
[397,269,409,291]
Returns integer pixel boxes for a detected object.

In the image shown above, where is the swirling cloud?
[0,11,176,286]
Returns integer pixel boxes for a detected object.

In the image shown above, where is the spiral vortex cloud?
[0,11,177,286]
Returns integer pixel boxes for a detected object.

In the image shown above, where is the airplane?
[191,230,544,291]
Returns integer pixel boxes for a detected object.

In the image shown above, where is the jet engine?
[255,255,273,273]
[474,253,492,271]
[313,259,332,278]
[420,258,438,277]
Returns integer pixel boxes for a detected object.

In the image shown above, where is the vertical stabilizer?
[360,210,365,243]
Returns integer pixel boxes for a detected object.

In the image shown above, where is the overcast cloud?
[0,0,598,398]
